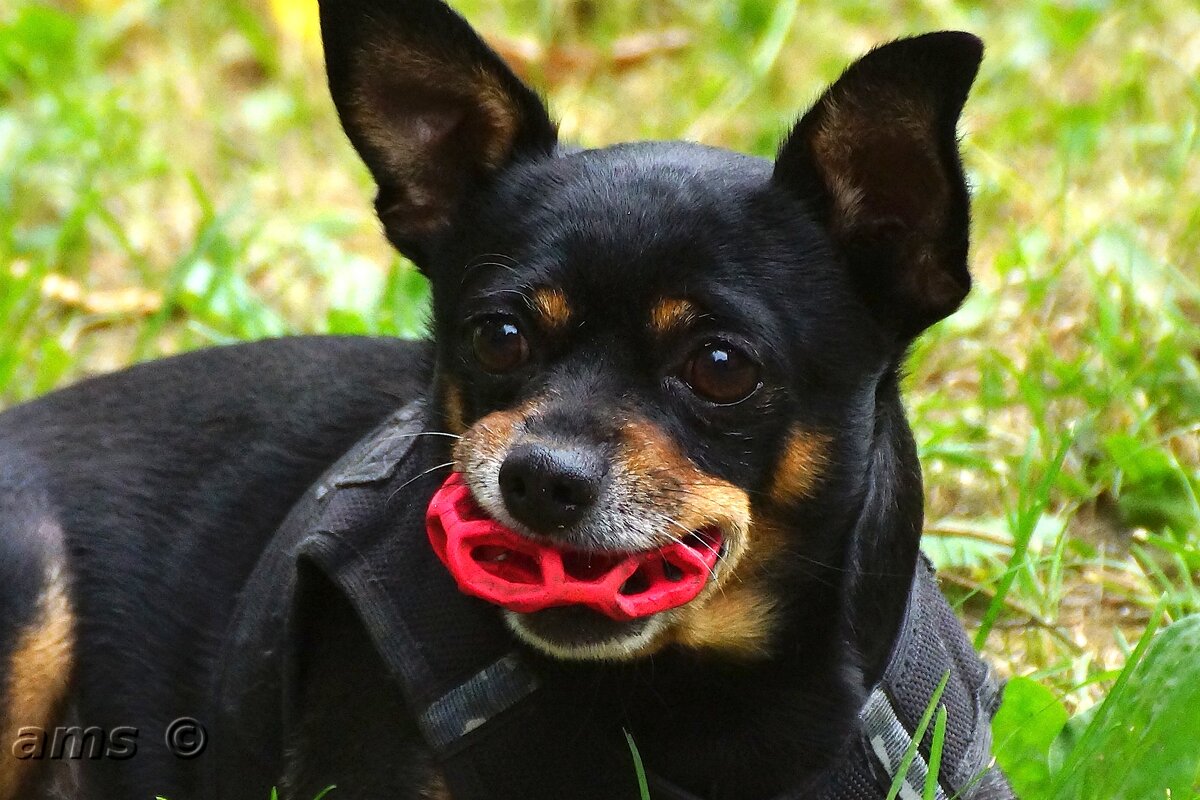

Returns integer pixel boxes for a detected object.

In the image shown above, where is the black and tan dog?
[0,1,1014,798]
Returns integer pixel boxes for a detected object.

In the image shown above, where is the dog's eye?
[682,341,761,405]
[472,315,530,373]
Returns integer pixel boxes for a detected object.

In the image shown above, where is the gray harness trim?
[861,687,949,800]
[418,653,541,751]
[850,555,1006,800]
[960,672,1003,789]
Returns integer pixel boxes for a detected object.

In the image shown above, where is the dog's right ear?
[319,0,558,263]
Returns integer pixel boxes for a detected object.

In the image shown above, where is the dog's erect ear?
[319,0,558,262]
[774,32,983,339]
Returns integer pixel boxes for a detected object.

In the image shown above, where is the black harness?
[207,402,1013,799]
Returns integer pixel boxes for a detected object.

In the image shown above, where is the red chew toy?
[426,472,722,621]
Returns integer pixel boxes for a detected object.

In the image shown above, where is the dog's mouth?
[426,472,723,622]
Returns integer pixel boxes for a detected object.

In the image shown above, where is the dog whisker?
[479,287,536,305]
[391,431,464,440]
[471,252,520,264]
[463,254,523,280]
[388,461,457,501]
[658,514,728,589]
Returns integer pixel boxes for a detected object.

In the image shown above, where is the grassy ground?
[3,0,1199,795]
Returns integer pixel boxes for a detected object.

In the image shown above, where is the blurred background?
[2,0,1198,795]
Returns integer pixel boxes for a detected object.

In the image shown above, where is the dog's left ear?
[774,32,983,340]
[319,0,558,263]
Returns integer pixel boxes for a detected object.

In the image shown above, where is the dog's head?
[320,0,981,662]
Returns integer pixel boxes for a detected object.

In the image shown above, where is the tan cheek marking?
[0,563,74,798]
[648,297,698,337]
[670,583,780,659]
[668,511,793,659]
[420,771,452,800]
[769,426,830,505]
[618,421,751,539]
[452,394,552,483]
[453,407,524,474]
[615,422,799,660]
[442,379,467,436]
[530,287,572,332]
[741,514,791,570]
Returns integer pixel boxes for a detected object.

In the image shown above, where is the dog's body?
[1,2,1014,798]
[0,337,430,797]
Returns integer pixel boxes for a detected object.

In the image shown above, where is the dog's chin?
[503,606,669,661]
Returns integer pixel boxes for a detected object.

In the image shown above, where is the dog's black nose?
[498,443,607,531]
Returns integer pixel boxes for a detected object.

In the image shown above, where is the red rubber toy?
[426,472,721,621]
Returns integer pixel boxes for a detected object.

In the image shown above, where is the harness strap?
[861,687,950,800]
[845,557,1007,800]
[212,401,1010,799]
[416,652,539,750]
[291,405,642,800]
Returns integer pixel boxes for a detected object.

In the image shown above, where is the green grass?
[3,0,1199,797]
[625,729,652,800]
[887,672,950,800]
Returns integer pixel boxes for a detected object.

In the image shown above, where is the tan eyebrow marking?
[769,426,831,504]
[648,297,699,336]
[530,287,572,332]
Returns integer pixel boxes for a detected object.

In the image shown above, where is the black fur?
[0,337,427,796]
[0,3,990,798]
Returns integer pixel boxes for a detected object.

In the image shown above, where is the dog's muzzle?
[427,472,721,621]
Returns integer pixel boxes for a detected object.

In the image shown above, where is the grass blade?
[624,729,652,800]
[887,671,950,800]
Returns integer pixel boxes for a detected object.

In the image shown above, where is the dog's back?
[0,336,427,798]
